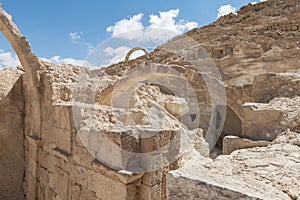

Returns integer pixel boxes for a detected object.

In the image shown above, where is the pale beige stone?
[87,171,128,200]
[140,184,161,200]
[168,131,300,200]
[223,135,271,155]
[1,0,300,199]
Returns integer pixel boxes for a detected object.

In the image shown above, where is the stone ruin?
[0,0,300,199]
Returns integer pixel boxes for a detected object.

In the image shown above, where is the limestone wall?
[0,69,25,200]
[0,0,300,199]
[21,61,184,199]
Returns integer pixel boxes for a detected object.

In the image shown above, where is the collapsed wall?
[167,72,300,199]
[22,61,188,200]
[0,6,193,199]
[0,0,299,199]
[167,130,300,200]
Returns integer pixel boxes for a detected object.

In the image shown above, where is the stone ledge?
[91,159,144,184]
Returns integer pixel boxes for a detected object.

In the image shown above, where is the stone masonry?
[0,0,300,199]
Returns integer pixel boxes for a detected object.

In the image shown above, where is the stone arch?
[0,5,42,139]
[0,6,39,83]
[0,7,42,199]
[124,47,148,66]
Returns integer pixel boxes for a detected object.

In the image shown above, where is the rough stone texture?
[222,135,271,155]
[0,68,23,100]
[252,73,300,103]
[167,177,260,200]
[0,69,25,200]
[0,0,300,199]
[168,130,300,200]
[98,0,300,147]
[242,97,300,140]
[104,0,300,87]
[21,64,147,200]
[240,72,300,141]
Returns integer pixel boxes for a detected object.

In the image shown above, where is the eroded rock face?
[0,0,300,199]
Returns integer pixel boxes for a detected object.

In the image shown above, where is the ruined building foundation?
[0,0,300,199]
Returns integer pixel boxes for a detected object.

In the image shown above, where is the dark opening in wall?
[215,106,242,153]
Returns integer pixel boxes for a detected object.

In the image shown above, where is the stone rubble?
[167,130,300,200]
[0,0,299,199]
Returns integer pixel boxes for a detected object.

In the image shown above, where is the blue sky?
[0,0,264,68]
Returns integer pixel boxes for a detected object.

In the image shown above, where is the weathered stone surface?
[222,135,271,155]
[88,171,128,200]
[242,96,300,140]
[168,130,300,200]
[0,68,23,100]
[0,0,300,199]
[140,184,161,200]
[167,175,259,200]
[0,69,25,200]
[252,73,300,103]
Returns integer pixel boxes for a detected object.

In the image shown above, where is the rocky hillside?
[104,0,300,85]
[0,0,299,199]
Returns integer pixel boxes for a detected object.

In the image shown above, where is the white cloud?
[146,9,198,41]
[217,4,237,18]
[0,49,92,69]
[149,9,181,31]
[106,13,144,40]
[69,32,94,53]
[184,21,199,30]
[103,9,198,66]
[69,32,83,42]
[106,9,198,42]
[0,49,93,68]
[251,0,267,5]
[41,56,93,67]
[0,49,20,68]
[103,46,145,66]
[85,43,94,51]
